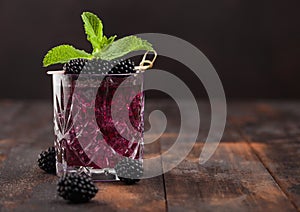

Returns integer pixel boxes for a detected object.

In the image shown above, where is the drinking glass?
[52,73,144,181]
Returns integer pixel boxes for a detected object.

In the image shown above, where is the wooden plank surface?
[158,101,297,212]
[0,100,24,166]
[230,102,300,210]
[0,101,166,212]
[163,142,296,212]
[0,100,300,211]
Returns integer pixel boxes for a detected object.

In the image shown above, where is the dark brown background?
[0,0,299,99]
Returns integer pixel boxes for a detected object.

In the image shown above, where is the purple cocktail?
[52,73,144,180]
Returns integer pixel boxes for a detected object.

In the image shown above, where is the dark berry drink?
[52,73,144,180]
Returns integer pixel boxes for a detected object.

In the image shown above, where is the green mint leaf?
[106,35,117,45]
[43,45,92,67]
[101,35,108,45]
[100,35,117,49]
[81,12,103,53]
[96,35,153,60]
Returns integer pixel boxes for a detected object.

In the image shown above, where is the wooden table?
[0,100,299,211]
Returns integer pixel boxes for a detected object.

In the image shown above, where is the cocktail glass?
[51,73,144,181]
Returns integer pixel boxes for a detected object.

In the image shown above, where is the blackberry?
[63,58,87,74]
[115,157,143,185]
[83,59,120,74]
[57,173,98,203]
[108,59,135,74]
[37,147,56,174]
[63,58,136,75]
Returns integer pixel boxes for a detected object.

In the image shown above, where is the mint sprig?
[43,45,92,67]
[95,36,153,60]
[81,12,103,53]
[100,35,117,49]
[43,12,154,67]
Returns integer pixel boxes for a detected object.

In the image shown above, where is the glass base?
[56,162,119,181]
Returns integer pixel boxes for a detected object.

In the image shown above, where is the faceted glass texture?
[52,73,144,180]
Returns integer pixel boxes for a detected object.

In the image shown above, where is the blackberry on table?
[115,157,143,185]
[57,173,98,203]
[37,147,56,174]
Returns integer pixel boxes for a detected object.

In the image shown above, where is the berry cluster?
[37,148,143,203]
[63,59,87,75]
[63,58,136,75]
[109,59,136,74]
[115,157,143,185]
[57,173,98,203]
[37,147,56,174]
